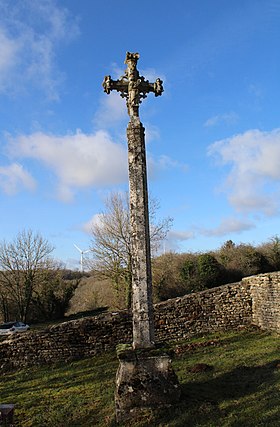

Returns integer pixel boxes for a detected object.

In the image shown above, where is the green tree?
[153,251,226,301]
[259,235,280,271]
[179,254,202,293]
[30,268,79,322]
[197,253,224,289]
[216,241,270,280]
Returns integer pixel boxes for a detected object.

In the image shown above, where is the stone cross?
[102,52,163,349]
[103,52,163,120]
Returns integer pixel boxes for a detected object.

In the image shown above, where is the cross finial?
[102,52,163,120]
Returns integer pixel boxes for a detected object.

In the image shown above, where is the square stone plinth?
[115,347,181,423]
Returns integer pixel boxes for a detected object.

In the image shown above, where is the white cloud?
[157,155,188,171]
[168,230,195,241]
[0,163,36,195]
[201,217,255,237]
[163,229,195,252]
[148,154,188,179]
[162,217,255,251]
[82,213,103,234]
[0,0,79,99]
[93,92,127,129]
[3,127,187,201]
[139,67,165,84]
[142,124,160,144]
[7,130,128,202]
[204,112,238,127]
[208,128,280,215]
[0,29,20,80]
[93,95,161,143]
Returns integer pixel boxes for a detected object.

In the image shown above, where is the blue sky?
[0,0,280,269]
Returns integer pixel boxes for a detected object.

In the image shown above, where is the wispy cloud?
[201,217,255,237]
[157,155,188,171]
[0,29,19,81]
[6,130,128,202]
[144,125,160,144]
[168,230,195,242]
[204,112,239,127]
[0,163,36,194]
[248,83,263,99]
[163,229,195,252]
[148,154,188,179]
[208,128,280,215]
[139,67,166,84]
[0,0,79,99]
[93,92,127,129]
[82,213,103,234]
[165,216,254,249]
[247,83,264,111]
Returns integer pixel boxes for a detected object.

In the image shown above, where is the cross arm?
[103,75,163,98]
[138,78,164,98]
[102,75,128,97]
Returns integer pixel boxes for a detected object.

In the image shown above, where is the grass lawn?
[0,327,279,426]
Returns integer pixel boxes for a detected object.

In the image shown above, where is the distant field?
[1,328,279,426]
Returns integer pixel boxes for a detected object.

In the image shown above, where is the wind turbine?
[74,244,90,272]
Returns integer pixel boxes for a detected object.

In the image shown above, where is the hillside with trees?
[68,237,280,315]
[152,237,280,302]
[1,227,280,323]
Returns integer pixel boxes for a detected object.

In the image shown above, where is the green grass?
[1,328,280,426]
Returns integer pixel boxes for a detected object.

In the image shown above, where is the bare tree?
[0,229,54,322]
[89,192,173,308]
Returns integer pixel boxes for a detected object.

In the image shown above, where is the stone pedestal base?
[115,347,181,423]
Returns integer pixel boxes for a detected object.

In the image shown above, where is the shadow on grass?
[0,356,118,427]
[183,359,280,400]
[149,359,280,427]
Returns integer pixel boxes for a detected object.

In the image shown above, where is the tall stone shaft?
[127,118,155,349]
[102,52,163,350]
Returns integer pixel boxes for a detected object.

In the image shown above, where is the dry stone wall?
[0,311,132,370]
[1,273,280,370]
[243,272,280,332]
[154,282,252,341]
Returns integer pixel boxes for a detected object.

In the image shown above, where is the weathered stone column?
[127,117,155,349]
[102,52,180,424]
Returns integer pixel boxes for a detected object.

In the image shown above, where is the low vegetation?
[1,328,279,426]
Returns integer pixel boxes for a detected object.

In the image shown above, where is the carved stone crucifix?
[103,52,163,120]
[102,52,163,349]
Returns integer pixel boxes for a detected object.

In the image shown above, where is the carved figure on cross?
[102,52,163,119]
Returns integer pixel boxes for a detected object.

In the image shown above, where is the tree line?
[1,192,280,322]
[152,237,280,302]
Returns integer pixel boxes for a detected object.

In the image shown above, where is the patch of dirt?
[174,339,220,356]
[188,363,214,373]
